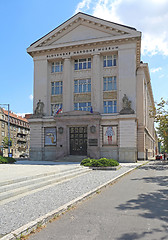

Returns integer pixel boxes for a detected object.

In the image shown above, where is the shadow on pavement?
[115,162,168,240]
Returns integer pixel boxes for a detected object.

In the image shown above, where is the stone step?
[0,165,81,187]
[0,166,91,203]
[59,155,87,162]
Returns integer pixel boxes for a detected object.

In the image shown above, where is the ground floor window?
[103,100,117,113]
[74,102,91,111]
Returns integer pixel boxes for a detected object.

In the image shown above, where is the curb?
[1,162,148,240]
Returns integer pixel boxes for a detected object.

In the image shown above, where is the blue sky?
[0,0,168,115]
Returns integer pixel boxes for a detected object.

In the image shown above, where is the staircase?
[0,164,91,205]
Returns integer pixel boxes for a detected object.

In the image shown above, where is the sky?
[0,0,168,115]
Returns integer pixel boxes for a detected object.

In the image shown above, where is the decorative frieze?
[103,91,117,100]
[74,93,91,102]
[51,95,63,103]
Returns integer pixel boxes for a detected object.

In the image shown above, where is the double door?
[70,127,87,155]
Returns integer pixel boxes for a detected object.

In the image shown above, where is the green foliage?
[150,98,168,152]
[2,137,12,148]
[81,158,119,167]
[0,155,16,164]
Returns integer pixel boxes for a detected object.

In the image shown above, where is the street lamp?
[0,104,11,157]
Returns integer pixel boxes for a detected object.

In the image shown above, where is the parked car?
[156,155,162,160]
[19,153,29,158]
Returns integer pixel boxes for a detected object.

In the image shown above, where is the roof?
[29,12,137,48]
[1,109,29,123]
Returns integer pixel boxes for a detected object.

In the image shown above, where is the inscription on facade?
[89,139,98,146]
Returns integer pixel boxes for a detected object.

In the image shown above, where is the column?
[91,53,103,112]
[34,58,48,115]
[62,57,73,112]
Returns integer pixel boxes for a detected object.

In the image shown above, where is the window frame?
[103,76,117,91]
[51,61,63,73]
[103,100,117,113]
[74,102,91,111]
[51,103,63,116]
[74,58,91,71]
[51,81,63,95]
[103,55,117,67]
[74,79,91,93]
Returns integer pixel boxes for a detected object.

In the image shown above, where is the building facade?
[27,12,156,162]
[0,108,30,158]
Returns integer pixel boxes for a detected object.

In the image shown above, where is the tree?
[2,137,12,148]
[150,98,168,152]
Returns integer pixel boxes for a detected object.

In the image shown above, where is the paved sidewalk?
[0,160,148,240]
[29,160,168,240]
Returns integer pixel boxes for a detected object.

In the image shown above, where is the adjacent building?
[27,12,156,162]
[0,108,30,158]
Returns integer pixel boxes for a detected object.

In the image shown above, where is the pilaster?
[91,53,103,112]
[62,57,73,112]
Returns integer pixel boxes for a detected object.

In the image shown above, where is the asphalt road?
[29,161,168,240]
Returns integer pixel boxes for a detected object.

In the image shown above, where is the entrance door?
[70,127,87,155]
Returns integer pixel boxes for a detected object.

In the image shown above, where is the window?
[51,81,63,95]
[104,100,117,113]
[2,131,5,137]
[51,103,62,116]
[74,79,91,93]
[74,102,91,111]
[103,55,117,67]
[51,61,63,73]
[74,58,91,70]
[103,77,117,91]
[1,122,5,128]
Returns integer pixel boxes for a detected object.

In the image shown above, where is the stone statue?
[120,94,134,114]
[34,100,44,116]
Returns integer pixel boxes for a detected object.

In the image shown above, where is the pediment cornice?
[27,12,141,55]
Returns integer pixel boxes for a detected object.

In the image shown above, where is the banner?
[45,128,56,145]
[103,126,117,145]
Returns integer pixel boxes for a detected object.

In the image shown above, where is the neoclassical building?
[27,12,156,162]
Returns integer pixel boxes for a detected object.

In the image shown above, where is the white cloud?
[29,94,33,101]
[75,0,168,56]
[150,67,162,73]
[75,0,92,13]
[159,74,165,78]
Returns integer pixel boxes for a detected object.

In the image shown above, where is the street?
[29,161,168,240]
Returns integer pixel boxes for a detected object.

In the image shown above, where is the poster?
[45,128,56,145]
[103,126,117,145]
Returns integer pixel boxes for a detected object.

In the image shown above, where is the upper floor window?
[74,58,91,70]
[103,55,117,67]
[51,61,63,73]
[104,100,117,113]
[103,77,117,91]
[51,103,62,116]
[74,102,91,111]
[1,122,5,128]
[74,79,91,93]
[2,131,5,137]
[51,81,63,95]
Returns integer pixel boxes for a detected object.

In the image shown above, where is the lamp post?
[0,104,11,156]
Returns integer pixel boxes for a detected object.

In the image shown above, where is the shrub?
[0,156,16,164]
[5,157,16,164]
[81,157,119,167]
[0,156,8,164]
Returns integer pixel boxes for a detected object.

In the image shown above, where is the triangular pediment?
[49,24,113,46]
[27,12,141,54]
